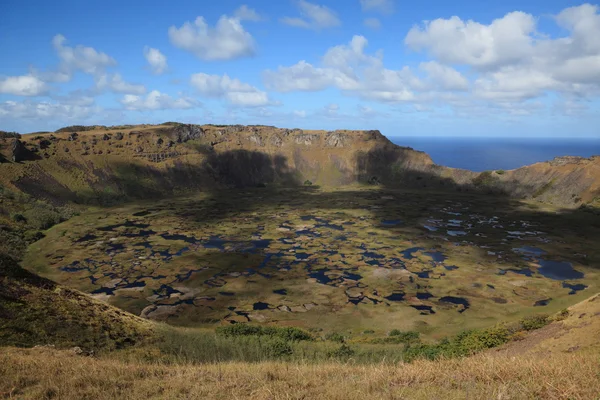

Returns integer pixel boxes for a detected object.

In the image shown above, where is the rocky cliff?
[0,123,598,208]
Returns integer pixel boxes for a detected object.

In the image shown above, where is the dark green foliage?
[264,337,293,357]
[304,180,313,186]
[327,344,355,359]
[473,171,497,187]
[389,330,419,341]
[404,326,514,362]
[215,324,313,342]
[0,130,21,139]
[496,170,505,175]
[519,314,549,331]
[11,213,26,223]
[55,125,106,133]
[325,332,346,343]
[371,330,421,344]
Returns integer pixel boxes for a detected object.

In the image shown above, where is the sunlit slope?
[0,123,598,208]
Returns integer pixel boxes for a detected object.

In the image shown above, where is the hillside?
[1,122,599,399]
[0,123,598,209]
[1,293,599,399]
[0,254,154,350]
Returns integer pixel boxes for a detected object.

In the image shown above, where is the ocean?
[388,136,600,172]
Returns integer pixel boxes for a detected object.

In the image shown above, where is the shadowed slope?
[0,255,154,350]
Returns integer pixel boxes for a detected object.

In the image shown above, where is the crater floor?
[24,186,600,338]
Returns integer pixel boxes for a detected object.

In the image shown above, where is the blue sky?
[1,0,599,137]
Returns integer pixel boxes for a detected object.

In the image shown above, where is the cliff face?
[0,123,598,208]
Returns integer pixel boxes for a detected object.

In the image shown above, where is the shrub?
[264,337,292,358]
[555,309,569,321]
[303,180,313,186]
[327,344,354,359]
[519,314,549,331]
[495,170,505,175]
[215,324,313,342]
[388,330,420,342]
[363,330,375,334]
[23,207,61,230]
[325,332,346,343]
[11,213,26,223]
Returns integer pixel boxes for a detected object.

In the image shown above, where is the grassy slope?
[1,343,598,399]
[0,255,155,350]
[1,291,599,399]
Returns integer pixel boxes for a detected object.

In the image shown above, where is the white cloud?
[120,90,198,111]
[168,15,255,60]
[364,17,381,29]
[293,110,307,118]
[52,34,116,75]
[95,73,146,95]
[419,61,469,91]
[360,0,394,14]
[144,47,168,74]
[405,12,536,70]
[264,35,420,101]
[0,75,48,96]
[0,99,99,120]
[234,5,262,21]
[190,73,271,107]
[281,1,340,30]
[263,61,358,92]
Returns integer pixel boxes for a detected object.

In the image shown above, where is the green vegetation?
[55,125,106,133]
[533,179,556,198]
[0,130,21,139]
[495,170,505,175]
[472,170,498,187]
[0,255,153,351]
[216,325,314,342]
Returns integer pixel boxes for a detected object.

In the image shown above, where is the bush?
[325,332,346,343]
[264,337,292,358]
[389,330,420,342]
[327,344,354,359]
[11,213,26,223]
[495,170,505,175]
[215,324,313,342]
[519,314,549,331]
[23,207,61,230]
[303,180,313,186]
[555,309,569,321]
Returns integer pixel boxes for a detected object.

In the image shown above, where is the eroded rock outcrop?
[173,124,204,143]
[11,140,27,162]
[325,132,348,148]
[294,134,320,146]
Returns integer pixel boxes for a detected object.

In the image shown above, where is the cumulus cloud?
[0,75,48,96]
[190,73,272,107]
[360,0,394,14]
[268,4,600,116]
[143,47,168,74]
[120,90,198,111]
[234,5,262,21]
[364,17,381,29]
[95,73,146,95]
[263,35,430,102]
[280,1,340,30]
[419,61,469,91]
[0,99,99,120]
[52,34,116,75]
[168,15,255,60]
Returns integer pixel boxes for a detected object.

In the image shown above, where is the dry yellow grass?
[1,346,599,400]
